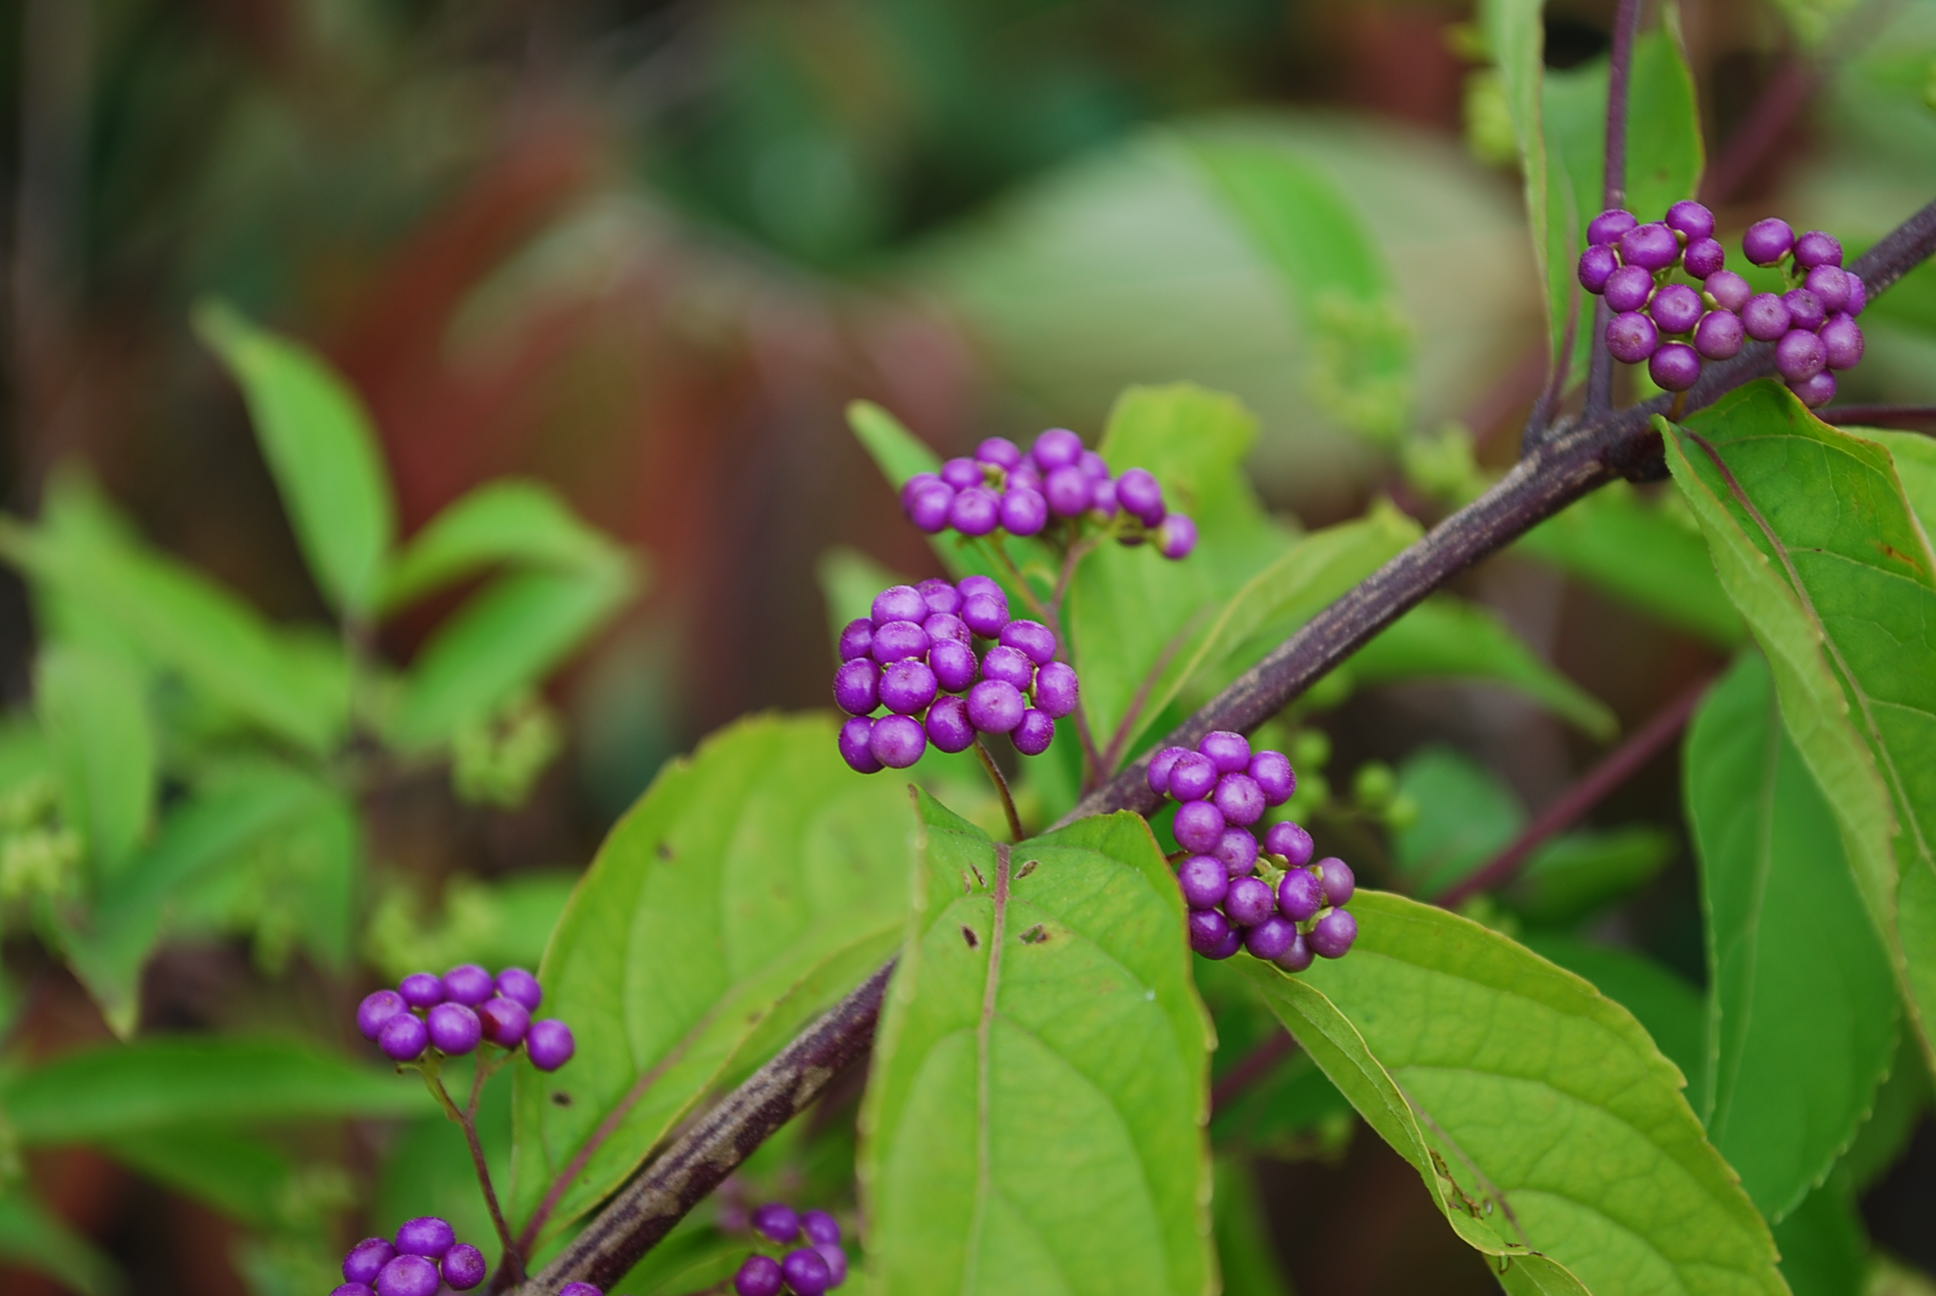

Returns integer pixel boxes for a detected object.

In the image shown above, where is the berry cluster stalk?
[1583,0,1642,419]
[509,193,1936,1296]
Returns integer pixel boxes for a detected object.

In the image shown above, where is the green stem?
[974,739,1025,842]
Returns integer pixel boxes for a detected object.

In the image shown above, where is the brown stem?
[1823,404,1936,429]
[428,1064,523,1282]
[974,739,1025,842]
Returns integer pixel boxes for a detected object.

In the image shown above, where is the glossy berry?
[879,660,939,715]
[1793,230,1843,268]
[374,1255,440,1296]
[397,973,445,1009]
[1273,932,1315,974]
[1173,800,1227,854]
[527,1019,577,1071]
[1316,857,1357,906]
[1310,908,1360,959]
[358,990,408,1041]
[872,585,926,625]
[426,1003,482,1055]
[1742,217,1795,265]
[1845,273,1869,316]
[1265,820,1315,868]
[1649,284,1703,335]
[558,1286,602,1296]
[1703,269,1752,313]
[734,1255,784,1296]
[1618,221,1680,271]
[1693,310,1744,361]
[925,696,976,753]
[1775,329,1828,384]
[444,964,494,1007]
[1741,293,1792,342]
[815,1243,850,1287]
[1147,746,1185,795]
[904,481,953,534]
[960,592,1009,638]
[479,997,531,1048]
[395,1217,455,1260]
[1820,314,1865,370]
[332,1286,376,1296]
[1789,370,1837,408]
[1033,661,1079,718]
[870,620,928,665]
[782,1247,836,1296]
[1783,288,1826,333]
[1177,855,1229,909]
[1157,514,1199,560]
[442,1244,487,1291]
[801,1210,842,1246]
[1213,773,1266,827]
[1665,199,1715,240]
[940,457,982,491]
[1649,342,1701,392]
[1244,916,1300,962]
[1804,265,1853,314]
[1248,750,1295,804]
[1013,708,1056,756]
[1116,468,1166,527]
[1200,730,1251,773]
[378,1012,429,1063]
[978,436,1023,469]
[967,680,1025,734]
[949,487,1001,536]
[1225,877,1275,927]
[838,717,882,773]
[1577,245,1617,293]
[344,1238,396,1284]
[929,640,977,693]
[998,621,1056,667]
[1187,908,1234,956]
[837,618,872,662]
[1213,827,1259,876]
[754,1202,801,1245]
[1586,208,1638,245]
[495,966,542,1011]
[869,714,927,768]
[832,660,878,716]
[1168,751,1219,800]
[1604,311,1659,364]
[980,644,1035,691]
[1682,237,1726,280]
[1602,264,1655,313]
[1276,868,1324,923]
[1033,427,1084,469]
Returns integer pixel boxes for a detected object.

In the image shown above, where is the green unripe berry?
[1385,793,1421,832]
[1289,729,1332,771]
[1353,762,1397,808]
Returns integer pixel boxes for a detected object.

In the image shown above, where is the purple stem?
[1584,0,1642,418]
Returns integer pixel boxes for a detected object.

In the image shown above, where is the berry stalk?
[425,1060,524,1283]
[973,738,1025,842]
[1583,0,1642,418]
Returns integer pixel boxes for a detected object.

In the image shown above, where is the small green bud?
[1385,793,1421,832]
[1353,761,1397,808]
[1290,729,1332,771]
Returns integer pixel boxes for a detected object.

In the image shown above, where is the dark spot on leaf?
[968,863,986,889]
[1020,924,1049,945]
[657,842,674,860]
[1879,542,1927,578]
[551,1092,573,1106]
[1016,858,1038,879]
[961,926,980,949]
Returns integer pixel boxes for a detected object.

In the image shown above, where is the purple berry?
[558,1286,602,1296]
[977,436,1023,469]
[395,1217,455,1260]
[836,618,872,662]
[1820,314,1864,370]
[917,578,961,616]
[1177,855,1229,909]
[1044,465,1093,517]
[949,487,1001,537]
[940,457,983,491]
[1079,449,1109,479]
[1157,514,1198,560]
[1000,620,1057,666]
[735,1255,784,1296]
[1012,708,1056,756]
[801,1210,842,1246]
[1225,876,1275,927]
[374,1256,440,1296]
[781,1247,834,1296]
[838,716,882,773]
[1789,370,1837,408]
[1247,750,1295,804]
[1213,827,1258,876]
[1187,908,1234,956]
[1704,269,1752,312]
[966,680,1026,734]
[1665,199,1716,241]
[397,974,445,1009]
[1244,916,1300,962]
[1000,488,1049,537]
[1776,328,1828,383]
[1205,925,1243,960]
[929,640,978,693]
[1845,273,1868,316]
[1804,265,1853,314]
[1032,661,1079,719]
[1148,746,1186,794]
[905,481,954,533]
[344,1238,396,1284]
[1742,293,1792,341]
[869,714,927,768]
[495,967,542,1010]
[1604,311,1660,364]
[1115,468,1166,527]
[1008,464,1042,493]
[1032,427,1084,470]
[1167,751,1218,801]
[527,1018,577,1071]
[333,1286,376,1296]
[1273,931,1315,973]
[832,659,879,716]
[960,592,1010,638]
[1649,342,1701,392]
[1089,476,1119,516]
[1276,868,1324,923]
[957,574,1001,599]
[1693,310,1745,360]
[357,990,408,1041]
[1577,244,1618,293]
[979,644,1035,691]
[1586,208,1638,245]
[1681,237,1726,280]
[1743,217,1795,265]
[1265,820,1315,868]
[814,1242,849,1287]
[1213,773,1266,828]
[872,584,927,626]
[1603,264,1655,313]
[880,660,939,716]
[1783,288,1826,333]
[753,1203,801,1245]
[1309,908,1359,959]
[378,1012,429,1063]
[1793,230,1843,268]
[870,620,929,665]
[923,612,971,648]
[427,1003,482,1055]
[1199,730,1251,774]
[442,1244,487,1291]
[1173,800,1227,854]
[1618,221,1680,272]
[1649,283,1704,335]
[1315,857,1357,906]
[925,695,976,753]
[479,997,531,1047]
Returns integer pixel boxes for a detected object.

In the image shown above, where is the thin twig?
[427,1064,523,1282]
[1584,0,1643,418]
[974,739,1025,841]
[1823,404,1936,429]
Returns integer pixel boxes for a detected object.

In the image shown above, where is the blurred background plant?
[3,0,1936,1293]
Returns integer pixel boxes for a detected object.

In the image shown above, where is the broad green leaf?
[1872,429,1936,521]
[103,1125,299,1228]
[1664,385,1936,1068]
[385,553,638,751]
[0,1188,122,1296]
[1522,935,1706,1085]
[37,644,155,878]
[1772,1181,1866,1296]
[508,715,918,1242]
[195,301,395,616]
[1348,596,1617,738]
[1509,826,1675,926]
[1390,746,1521,897]
[1213,1158,1295,1296]
[859,799,1214,1295]
[379,479,619,613]
[1686,653,1897,1220]
[1247,891,1786,1295]
[0,1037,422,1143]
[1840,1033,1929,1193]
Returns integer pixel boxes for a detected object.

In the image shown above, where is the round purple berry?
[949,486,1001,537]
[1276,868,1324,923]
[378,1012,429,1063]
[879,660,939,716]
[1157,514,1198,560]
[1315,857,1356,906]
[1032,427,1084,470]
[923,611,971,647]
[1649,342,1701,392]
[1012,708,1056,756]
[1212,773,1266,828]
[836,618,873,662]
[333,1286,376,1296]
[1618,221,1680,272]
[1225,876,1275,927]
[929,640,978,693]
[479,997,531,1048]
[1265,820,1315,868]
[925,695,976,753]
[1032,660,1079,719]
[395,1217,455,1260]
[1681,237,1726,280]
[1174,801,1227,854]
[801,1210,841,1246]
[815,1243,849,1287]
[1794,230,1843,269]
[734,1255,784,1296]
[374,1256,440,1296]
[753,1202,801,1245]
[1577,244,1618,294]
[869,714,927,768]
[870,620,929,665]
[960,592,1010,638]
[1845,273,1868,316]
[1776,328,1828,384]
[441,1244,487,1291]
[917,577,961,616]
[1586,208,1638,245]
[1213,826,1258,876]
[1000,620,1057,666]
[1602,264,1655,313]
[1693,310,1744,360]
[558,1286,602,1296]
[357,990,408,1041]
[939,457,983,491]
[1743,217,1795,265]
[344,1238,396,1284]
[1649,283,1703,335]
[1703,269,1752,312]
[427,1003,482,1055]
[832,660,879,716]
[527,1018,577,1071]
[958,574,1000,599]
[1115,468,1166,527]
[1043,465,1092,517]
[1665,199,1716,240]
[905,481,954,534]
[445,965,494,1006]
[1177,855,1229,910]
[1804,265,1853,314]
[1789,370,1837,408]
[1167,751,1218,801]
[966,680,1025,734]
[1000,488,1049,537]
[1741,293,1792,342]
[1244,916,1300,962]
[1199,730,1251,774]
[1309,908,1359,959]
[397,974,445,1010]
[1782,288,1826,333]
[977,436,1023,470]
[1009,464,1042,493]
[781,1247,834,1296]
[1187,908,1234,956]
[872,584,927,626]
[838,716,882,773]
[1247,750,1295,804]
[1604,311,1659,364]
[1089,476,1118,516]
[1273,931,1315,973]
[1820,313,1864,371]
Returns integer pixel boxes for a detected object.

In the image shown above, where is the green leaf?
[508,715,919,1242]
[1871,428,1936,522]
[0,1037,422,1143]
[1521,935,1706,1090]
[0,1187,122,1296]
[1509,827,1675,926]
[1664,385,1936,1068]
[1686,653,1898,1220]
[385,552,638,751]
[195,301,395,617]
[1773,1180,1867,1296]
[102,1125,299,1229]
[1213,1158,1295,1296]
[1246,891,1785,1295]
[859,798,1214,1295]
[1347,597,1617,738]
[379,479,619,613]
[1390,747,1521,897]
[37,644,156,878]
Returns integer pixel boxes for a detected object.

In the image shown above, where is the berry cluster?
[356,964,576,1072]
[1578,201,1865,407]
[333,1217,486,1296]
[1149,733,1358,970]
[835,578,1079,771]
[732,1203,850,1296]
[900,427,1196,558]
